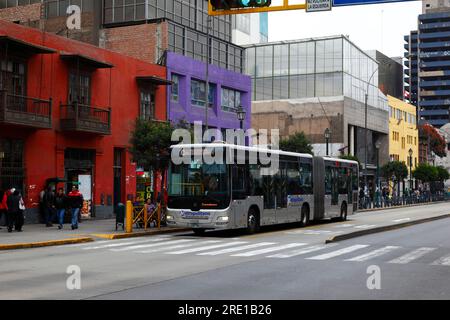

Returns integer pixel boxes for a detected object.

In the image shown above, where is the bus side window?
[325,166,332,195]
[299,163,313,194]
[232,165,247,200]
[249,164,264,196]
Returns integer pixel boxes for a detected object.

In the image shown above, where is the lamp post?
[364,67,379,193]
[409,148,414,191]
[237,106,246,145]
[375,140,382,190]
[324,128,331,156]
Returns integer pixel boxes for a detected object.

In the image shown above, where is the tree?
[129,119,174,172]
[413,163,438,183]
[279,132,313,155]
[436,166,450,182]
[419,124,447,158]
[381,161,409,181]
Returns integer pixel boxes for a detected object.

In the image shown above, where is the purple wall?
[166,51,252,134]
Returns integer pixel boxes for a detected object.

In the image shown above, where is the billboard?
[333,0,418,6]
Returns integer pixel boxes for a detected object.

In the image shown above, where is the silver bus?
[166,143,359,235]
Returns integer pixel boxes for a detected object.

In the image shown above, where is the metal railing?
[0,90,52,128]
[60,102,111,134]
[359,192,450,210]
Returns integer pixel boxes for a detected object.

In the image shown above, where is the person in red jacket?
[67,185,83,230]
[1,189,11,230]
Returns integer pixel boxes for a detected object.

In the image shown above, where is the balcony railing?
[60,102,111,135]
[0,90,52,129]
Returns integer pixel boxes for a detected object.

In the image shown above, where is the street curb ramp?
[0,237,94,251]
[325,213,450,244]
[92,227,191,240]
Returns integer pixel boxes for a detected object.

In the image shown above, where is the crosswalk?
[70,236,450,267]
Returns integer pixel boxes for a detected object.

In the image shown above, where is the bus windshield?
[168,160,230,210]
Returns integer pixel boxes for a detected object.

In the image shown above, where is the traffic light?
[210,0,272,11]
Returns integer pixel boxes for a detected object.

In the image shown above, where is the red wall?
[0,20,167,210]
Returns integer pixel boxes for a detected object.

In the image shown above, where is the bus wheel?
[193,228,206,236]
[246,208,259,234]
[301,205,310,227]
[340,203,348,221]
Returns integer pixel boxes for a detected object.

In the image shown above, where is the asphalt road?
[1,202,450,300]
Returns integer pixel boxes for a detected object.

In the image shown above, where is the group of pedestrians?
[0,188,25,233]
[41,185,84,230]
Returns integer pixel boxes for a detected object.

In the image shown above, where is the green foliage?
[419,124,447,158]
[436,166,450,182]
[413,163,438,183]
[129,119,175,171]
[381,161,409,181]
[279,132,313,155]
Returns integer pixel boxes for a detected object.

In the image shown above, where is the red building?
[0,20,168,222]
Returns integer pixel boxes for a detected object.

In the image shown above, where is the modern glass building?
[245,35,388,112]
[405,10,450,128]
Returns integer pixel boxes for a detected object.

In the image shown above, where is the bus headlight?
[217,216,229,222]
[166,215,174,221]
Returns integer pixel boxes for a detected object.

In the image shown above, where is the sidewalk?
[0,219,189,250]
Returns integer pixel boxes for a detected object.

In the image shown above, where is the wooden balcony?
[60,103,111,135]
[0,90,52,129]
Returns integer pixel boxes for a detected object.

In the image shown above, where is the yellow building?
[388,95,419,178]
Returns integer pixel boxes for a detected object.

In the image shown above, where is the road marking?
[286,230,336,235]
[431,254,450,266]
[354,225,376,229]
[388,247,436,264]
[138,240,221,254]
[64,240,111,248]
[83,238,166,250]
[231,243,307,257]
[332,224,355,228]
[393,218,411,223]
[306,244,370,260]
[198,242,276,256]
[110,239,195,252]
[267,244,338,259]
[166,242,248,255]
[345,246,401,262]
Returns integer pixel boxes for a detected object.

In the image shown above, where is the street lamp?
[237,105,246,130]
[375,140,382,190]
[408,148,414,191]
[324,128,331,156]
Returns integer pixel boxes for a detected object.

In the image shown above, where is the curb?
[92,228,191,240]
[0,237,94,251]
[359,201,449,213]
[325,213,450,244]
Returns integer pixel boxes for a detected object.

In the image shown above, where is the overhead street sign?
[333,0,418,6]
[307,0,332,12]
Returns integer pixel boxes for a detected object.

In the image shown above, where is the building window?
[171,74,179,102]
[140,88,155,120]
[68,72,91,105]
[0,57,26,97]
[45,0,94,18]
[397,109,402,120]
[221,87,241,113]
[0,0,41,9]
[191,79,214,108]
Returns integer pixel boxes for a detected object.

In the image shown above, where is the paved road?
[1,202,450,300]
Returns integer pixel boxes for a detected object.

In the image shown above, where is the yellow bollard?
[126,200,133,233]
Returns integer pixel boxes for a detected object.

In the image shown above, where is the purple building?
[166,52,252,138]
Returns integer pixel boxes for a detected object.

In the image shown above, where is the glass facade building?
[245,36,388,111]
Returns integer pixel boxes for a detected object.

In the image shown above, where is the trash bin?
[115,203,125,231]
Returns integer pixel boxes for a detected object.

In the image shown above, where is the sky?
[268,1,423,58]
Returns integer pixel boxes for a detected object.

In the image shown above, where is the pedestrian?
[0,189,5,230]
[2,188,11,228]
[55,188,68,230]
[15,190,25,232]
[43,187,56,227]
[39,187,46,224]
[68,186,83,230]
[6,188,20,233]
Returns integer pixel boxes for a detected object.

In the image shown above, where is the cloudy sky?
[268,1,423,57]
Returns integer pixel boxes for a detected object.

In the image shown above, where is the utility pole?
[205,16,211,142]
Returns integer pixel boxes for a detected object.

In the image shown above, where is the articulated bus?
[167,143,359,235]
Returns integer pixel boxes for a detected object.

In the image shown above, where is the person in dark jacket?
[55,188,68,230]
[6,189,20,233]
[43,187,56,227]
[15,190,25,232]
[68,186,83,230]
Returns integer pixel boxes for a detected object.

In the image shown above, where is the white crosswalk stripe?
[345,246,401,262]
[388,247,436,264]
[83,238,167,250]
[431,254,450,266]
[198,242,276,256]
[231,243,307,257]
[166,242,248,255]
[354,225,376,229]
[267,244,338,259]
[138,240,222,254]
[306,244,370,260]
[110,239,196,252]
